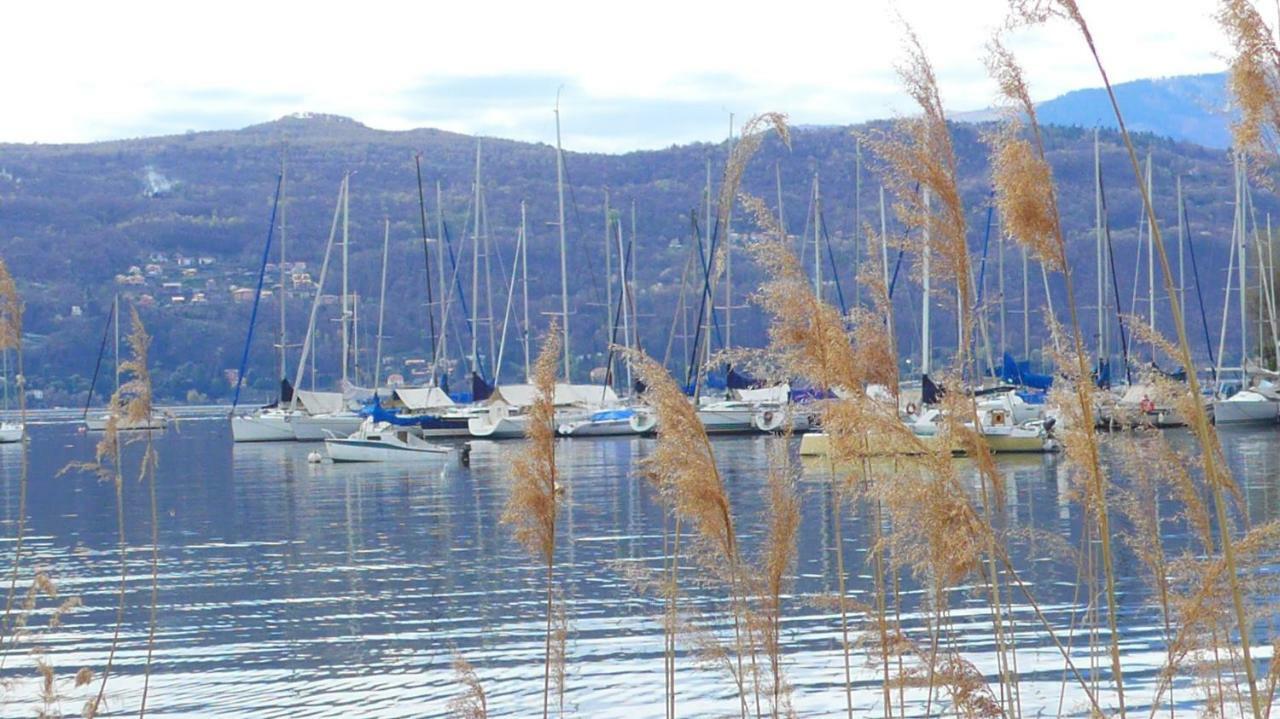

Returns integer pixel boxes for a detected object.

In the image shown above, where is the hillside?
[0,113,1263,404]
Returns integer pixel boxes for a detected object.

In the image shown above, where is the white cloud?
[0,0,1227,151]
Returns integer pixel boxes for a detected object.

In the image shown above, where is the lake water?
[0,410,1278,717]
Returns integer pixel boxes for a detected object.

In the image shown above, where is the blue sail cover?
[1002,352,1053,390]
[726,366,763,390]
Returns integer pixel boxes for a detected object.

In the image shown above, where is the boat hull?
[86,413,168,432]
[324,438,450,462]
[0,423,22,443]
[1213,395,1279,425]
[231,412,296,442]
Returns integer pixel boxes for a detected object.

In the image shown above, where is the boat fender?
[306,451,323,464]
[1043,417,1056,435]
[460,442,472,467]
[905,402,918,416]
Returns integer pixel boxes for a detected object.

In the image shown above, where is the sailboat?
[0,342,21,443]
[84,295,168,432]
[1212,157,1280,425]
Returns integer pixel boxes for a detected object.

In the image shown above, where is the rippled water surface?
[1,410,1279,717]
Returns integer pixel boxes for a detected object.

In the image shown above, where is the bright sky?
[3,0,1229,153]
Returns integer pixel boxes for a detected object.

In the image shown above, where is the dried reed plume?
[624,346,757,718]
[1217,0,1280,160]
[1010,2,1265,716]
[448,651,488,719]
[758,438,799,718]
[985,34,1127,715]
[502,321,563,719]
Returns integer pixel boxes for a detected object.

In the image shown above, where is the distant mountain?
[1036,72,1232,148]
[0,113,1259,405]
[958,72,1234,149]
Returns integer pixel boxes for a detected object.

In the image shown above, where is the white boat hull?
[697,407,756,434]
[85,413,168,432]
[325,437,450,462]
[231,412,296,442]
[468,414,528,438]
[1213,394,1280,425]
[0,423,23,443]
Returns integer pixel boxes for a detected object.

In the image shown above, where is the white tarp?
[489,383,618,408]
[295,390,344,415]
[394,386,456,410]
[733,384,790,404]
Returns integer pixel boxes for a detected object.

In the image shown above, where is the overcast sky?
[3,0,1230,153]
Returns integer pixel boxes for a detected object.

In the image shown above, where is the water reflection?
[0,416,1275,716]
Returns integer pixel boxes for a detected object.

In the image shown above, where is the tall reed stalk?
[1009,2,1264,716]
[502,321,564,719]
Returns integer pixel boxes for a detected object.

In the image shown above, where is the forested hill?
[0,113,1264,405]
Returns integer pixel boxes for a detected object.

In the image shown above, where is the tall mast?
[113,292,120,396]
[1177,175,1186,346]
[1095,129,1105,365]
[814,172,823,300]
[999,214,1007,354]
[353,291,361,386]
[630,200,640,356]
[1240,156,1249,367]
[880,186,893,343]
[279,149,288,383]
[435,181,449,384]
[724,113,734,350]
[481,179,496,374]
[470,141,482,376]
[290,177,345,411]
[775,161,787,243]
[704,157,713,366]
[1021,244,1030,360]
[854,139,862,308]
[1145,153,1155,349]
[604,189,613,357]
[414,153,438,386]
[922,188,931,376]
[374,218,389,387]
[555,96,571,379]
[341,173,350,388]
[617,219,633,391]
[521,201,531,380]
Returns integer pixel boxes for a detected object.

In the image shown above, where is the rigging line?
[1181,194,1217,379]
[601,228,638,400]
[559,151,606,313]
[414,154,439,381]
[232,172,284,412]
[440,213,484,380]
[817,208,848,315]
[1099,170,1133,385]
[83,301,116,420]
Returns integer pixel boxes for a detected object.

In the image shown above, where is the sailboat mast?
[279,150,288,384]
[1240,156,1249,367]
[1095,130,1105,364]
[555,99,571,379]
[854,139,862,308]
[999,214,1006,353]
[703,158,712,368]
[630,200,640,355]
[1146,154,1155,347]
[1177,175,1186,345]
[290,178,344,411]
[1021,245,1029,360]
[617,219,633,391]
[470,142,482,376]
[374,218,389,388]
[775,161,787,243]
[521,200,531,380]
[414,153,438,385]
[725,113,734,350]
[880,186,893,342]
[604,189,613,358]
[435,181,449,383]
[922,189,931,376]
[341,173,350,388]
[814,172,823,300]
[113,293,120,396]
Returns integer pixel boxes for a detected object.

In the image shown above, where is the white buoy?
[307,451,324,464]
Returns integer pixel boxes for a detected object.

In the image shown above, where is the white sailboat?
[85,294,168,432]
[0,344,22,443]
[1213,156,1280,425]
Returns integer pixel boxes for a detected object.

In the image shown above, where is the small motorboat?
[0,421,23,444]
[324,419,451,463]
[557,406,657,437]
